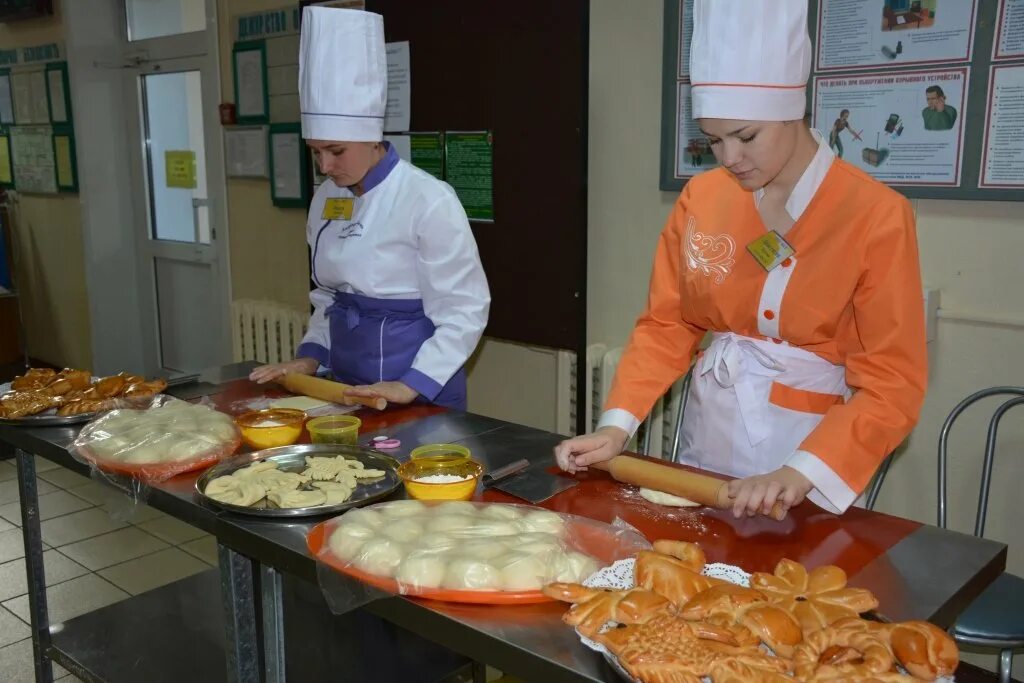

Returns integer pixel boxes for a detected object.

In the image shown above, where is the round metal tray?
[0,379,102,427]
[602,650,637,682]
[195,443,402,518]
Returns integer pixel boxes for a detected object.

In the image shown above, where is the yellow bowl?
[408,443,471,464]
[397,456,483,501]
[235,409,306,450]
[306,415,362,445]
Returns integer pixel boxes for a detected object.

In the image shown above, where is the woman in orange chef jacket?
[556,0,927,518]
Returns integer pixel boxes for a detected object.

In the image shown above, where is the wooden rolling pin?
[592,455,788,521]
[277,374,387,411]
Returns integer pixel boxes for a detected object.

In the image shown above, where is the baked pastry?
[57,368,92,390]
[1,391,60,418]
[792,625,895,681]
[123,379,168,398]
[750,559,879,633]
[57,398,113,416]
[11,368,56,391]
[542,583,672,637]
[678,583,805,659]
[651,539,706,572]
[91,375,128,398]
[634,550,726,606]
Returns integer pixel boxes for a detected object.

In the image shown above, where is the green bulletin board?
[444,131,493,222]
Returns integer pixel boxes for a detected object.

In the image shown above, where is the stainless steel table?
[0,367,1007,683]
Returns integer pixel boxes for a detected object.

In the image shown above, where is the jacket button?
[772,337,783,344]
[781,258,793,267]
[763,310,775,320]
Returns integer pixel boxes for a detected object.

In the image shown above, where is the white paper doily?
[575,558,955,683]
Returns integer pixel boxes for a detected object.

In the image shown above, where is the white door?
[123,0,232,374]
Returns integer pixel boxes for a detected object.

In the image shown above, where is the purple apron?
[325,291,467,410]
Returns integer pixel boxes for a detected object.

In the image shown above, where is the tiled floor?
[0,458,216,682]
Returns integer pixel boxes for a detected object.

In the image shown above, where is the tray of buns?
[0,368,167,427]
[195,444,402,518]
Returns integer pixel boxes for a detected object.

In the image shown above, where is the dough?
[449,520,519,539]
[459,539,510,561]
[426,514,478,532]
[121,443,164,464]
[516,510,566,536]
[382,518,424,544]
[638,487,700,507]
[395,552,448,590]
[480,504,523,521]
[354,538,406,577]
[234,461,279,478]
[268,489,327,509]
[350,468,386,479]
[416,532,458,550]
[496,552,549,591]
[334,471,358,488]
[339,507,384,530]
[312,481,354,505]
[204,475,239,498]
[304,464,342,481]
[271,396,330,411]
[207,479,266,506]
[328,524,374,561]
[443,558,501,590]
[436,501,477,515]
[514,539,563,558]
[252,471,306,491]
[166,438,210,462]
[378,500,426,518]
[555,551,600,583]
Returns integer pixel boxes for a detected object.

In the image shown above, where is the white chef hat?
[689,0,811,121]
[299,7,387,141]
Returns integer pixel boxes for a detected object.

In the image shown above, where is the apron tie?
[699,333,786,447]
[325,299,362,330]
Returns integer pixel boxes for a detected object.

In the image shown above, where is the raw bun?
[497,552,550,591]
[395,552,448,590]
[418,532,457,550]
[448,520,519,539]
[436,501,477,515]
[426,514,478,533]
[382,518,425,544]
[378,500,426,518]
[328,524,374,561]
[340,508,384,530]
[459,539,510,561]
[443,558,501,590]
[555,551,600,583]
[354,538,406,577]
[516,510,566,535]
[480,504,523,521]
[638,487,700,507]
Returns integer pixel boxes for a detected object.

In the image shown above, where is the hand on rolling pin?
[345,381,418,405]
[554,426,629,474]
[249,358,319,385]
[725,466,811,519]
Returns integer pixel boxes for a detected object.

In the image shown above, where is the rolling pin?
[592,455,788,521]
[277,374,387,411]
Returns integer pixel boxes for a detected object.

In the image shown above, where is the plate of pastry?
[0,368,168,426]
[195,444,402,518]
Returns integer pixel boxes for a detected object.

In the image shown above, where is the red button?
[763,310,775,320]
[772,338,783,344]
[781,258,793,267]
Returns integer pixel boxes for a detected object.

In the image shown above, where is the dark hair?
[840,109,850,116]
[926,85,945,98]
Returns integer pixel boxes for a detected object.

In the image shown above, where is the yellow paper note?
[54,136,73,188]
[0,137,11,185]
[165,150,197,189]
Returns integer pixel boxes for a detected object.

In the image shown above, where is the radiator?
[556,344,688,460]
[231,299,309,364]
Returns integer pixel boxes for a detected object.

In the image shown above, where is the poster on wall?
[676,0,694,78]
[674,83,718,179]
[384,41,410,133]
[812,67,968,186]
[979,65,1024,188]
[993,0,1024,60]
[816,0,978,72]
[8,124,56,193]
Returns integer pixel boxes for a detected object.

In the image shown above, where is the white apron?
[678,332,853,506]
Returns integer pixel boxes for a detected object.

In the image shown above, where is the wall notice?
[816,0,978,72]
[994,0,1024,60]
[980,65,1024,188]
[812,67,969,186]
[445,131,493,222]
[674,83,718,179]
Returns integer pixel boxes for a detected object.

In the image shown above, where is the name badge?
[746,231,796,271]
[322,198,354,221]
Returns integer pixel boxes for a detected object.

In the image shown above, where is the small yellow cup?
[306,415,362,445]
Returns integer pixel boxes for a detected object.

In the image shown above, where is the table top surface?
[0,363,1006,683]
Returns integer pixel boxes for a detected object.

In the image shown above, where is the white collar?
[754,129,835,222]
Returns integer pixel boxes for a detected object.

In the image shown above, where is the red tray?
[76,436,242,481]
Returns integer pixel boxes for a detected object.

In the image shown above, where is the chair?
[937,387,1024,683]
[637,368,692,459]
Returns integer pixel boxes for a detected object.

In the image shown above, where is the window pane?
[126,0,205,42]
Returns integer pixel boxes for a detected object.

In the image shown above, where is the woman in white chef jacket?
[250,7,490,412]
[555,0,928,519]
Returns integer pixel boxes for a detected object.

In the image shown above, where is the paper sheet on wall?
[11,70,48,125]
[812,67,969,186]
[980,65,1024,188]
[816,0,978,72]
[676,0,694,78]
[0,137,12,185]
[384,41,410,133]
[674,83,718,179]
[271,131,301,199]
[994,0,1024,60]
[9,125,56,193]
[225,126,269,178]
[54,135,73,188]
[47,69,67,123]
[0,75,13,125]
[236,49,266,119]
[383,134,411,161]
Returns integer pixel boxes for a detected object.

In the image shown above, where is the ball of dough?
[416,532,457,550]
[638,487,700,507]
[204,475,238,498]
[443,558,501,590]
[378,500,426,518]
[354,538,406,577]
[516,510,566,536]
[339,508,384,530]
[395,552,448,590]
[512,538,563,558]
[555,551,600,583]
[328,524,373,561]
[120,443,165,464]
[382,518,424,544]
[166,438,210,462]
[449,520,519,539]
[426,514,478,533]
[480,504,523,521]
[496,552,550,591]
[436,501,478,516]
[459,539,510,561]
[198,418,237,443]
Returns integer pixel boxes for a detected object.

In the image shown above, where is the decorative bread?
[793,626,895,681]
[750,559,879,633]
[634,550,726,606]
[542,583,672,637]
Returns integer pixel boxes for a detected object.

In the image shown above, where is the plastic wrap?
[309,500,652,613]
[70,395,241,484]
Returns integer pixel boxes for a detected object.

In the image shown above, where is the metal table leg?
[218,543,260,683]
[472,661,487,683]
[261,564,286,683]
[16,449,54,683]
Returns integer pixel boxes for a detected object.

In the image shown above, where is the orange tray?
[76,436,242,481]
[307,513,647,605]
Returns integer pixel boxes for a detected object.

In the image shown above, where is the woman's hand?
[249,358,319,385]
[345,381,418,405]
[554,426,629,474]
[725,466,812,518]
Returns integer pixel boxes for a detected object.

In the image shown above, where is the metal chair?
[937,386,1024,683]
[637,368,692,459]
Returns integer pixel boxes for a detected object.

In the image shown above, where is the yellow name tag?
[321,197,354,221]
[746,231,796,271]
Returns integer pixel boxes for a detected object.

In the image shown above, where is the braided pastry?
[680,584,805,659]
[56,368,92,390]
[542,583,672,638]
[750,559,879,633]
[793,626,894,680]
[11,368,57,391]
[91,375,128,398]
[1,391,60,418]
[123,378,168,398]
[56,398,113,416]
